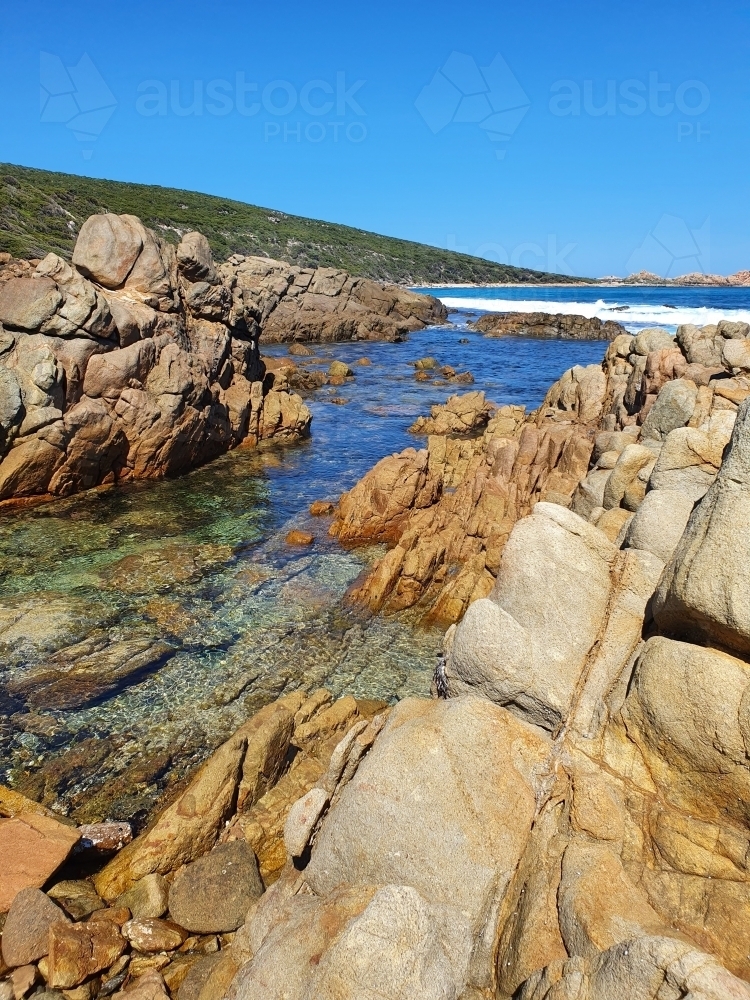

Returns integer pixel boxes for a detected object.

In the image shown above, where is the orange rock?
[48,918,126,988]
[309,500,335,516]
[0,813,80,912]
[285,529,314,546]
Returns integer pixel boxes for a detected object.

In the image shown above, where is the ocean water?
[0,286,745,822]
[419,284,750,332]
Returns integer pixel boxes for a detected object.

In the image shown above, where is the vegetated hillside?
[0,163,588,285]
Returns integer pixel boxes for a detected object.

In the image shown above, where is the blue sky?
[1,0,748,277]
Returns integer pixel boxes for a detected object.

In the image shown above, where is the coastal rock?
[1,888,69,966]
[0,216,318,504]
[473,310,627,341]
[304,695,550,979]
[445,503,616,730]
[520,937,750,1000]
[0,813,80,912]
[408,390,493,435]
[47,918,125,988]
[653,398,750,653]
[167,842,264,933]
[121,918,187,953]
[330,447,440,543]
[46,881,104,921]
[224,256,446,344]
[114,875,168,920]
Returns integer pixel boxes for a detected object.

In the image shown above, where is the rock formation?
[331,321,750,623]
[473,310,627,341]
[4,318,750,998]
[217,255,447,344]
[0,215,312,504]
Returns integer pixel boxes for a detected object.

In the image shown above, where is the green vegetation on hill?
[0,163,588,285]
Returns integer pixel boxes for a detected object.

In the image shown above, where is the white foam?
[439,296,750,330]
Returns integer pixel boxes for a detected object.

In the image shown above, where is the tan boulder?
[653,399,750,653]
[445,503,617,731]
[0,813,80,912]
[72,214,144,289]
[305,696,550,987]
[0,277,62,332]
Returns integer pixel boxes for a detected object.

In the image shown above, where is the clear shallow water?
[0,316,610,822]
[419,284,750,332]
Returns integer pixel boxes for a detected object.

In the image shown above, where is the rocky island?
[2,233,750,1000]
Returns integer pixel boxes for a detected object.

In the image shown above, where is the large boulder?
[72,214,144,289]
[304,695,550,986]
[653,398,750,653]
[444,503,617,730]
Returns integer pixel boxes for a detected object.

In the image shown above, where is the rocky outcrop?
[0,690,387,997]
[473,310,627,340]
[331,321,750,623]
[217,255,447,344]
[0,215,313,504]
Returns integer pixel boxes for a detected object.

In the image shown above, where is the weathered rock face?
[330,320,750,624]
[218,255,447,344]
[0,215,315,504]
[473,310,627,341]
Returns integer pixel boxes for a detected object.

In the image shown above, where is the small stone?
[168,842,264,934]
[176,954,223,1000]
[309,500,334,516]
[283,787,329,858]
[9,965,38,999]
[111,969,168,1000]
[48,919,126,989]
[285,529,314,546]
[114,875,167,921]
[330,397,348,405]
[121,919,186,954]
[0,814,80,912]
[47,881,104,921]
[354,357,372,365]
[75,824,132,855]
[451,371,474,384]
[1,888,69,967]
[327,375,346,387]
[414,370,432,382]
[87,908,130,927]
[127,955,170,978]
[161,955,201,995]
[328,360,353,378]
[61,980,99,1000]
[458,337,469,343]
[413,357,438,370]
[288,343,312,356]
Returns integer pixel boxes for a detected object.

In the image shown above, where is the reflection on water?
[0,320,608,823]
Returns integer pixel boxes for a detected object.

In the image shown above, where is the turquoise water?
[0,307,663,823]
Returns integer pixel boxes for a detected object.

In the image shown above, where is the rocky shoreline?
[3,262,750,998]
[0,214,444,505]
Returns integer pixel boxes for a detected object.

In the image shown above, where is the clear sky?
[1,0,748,278]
